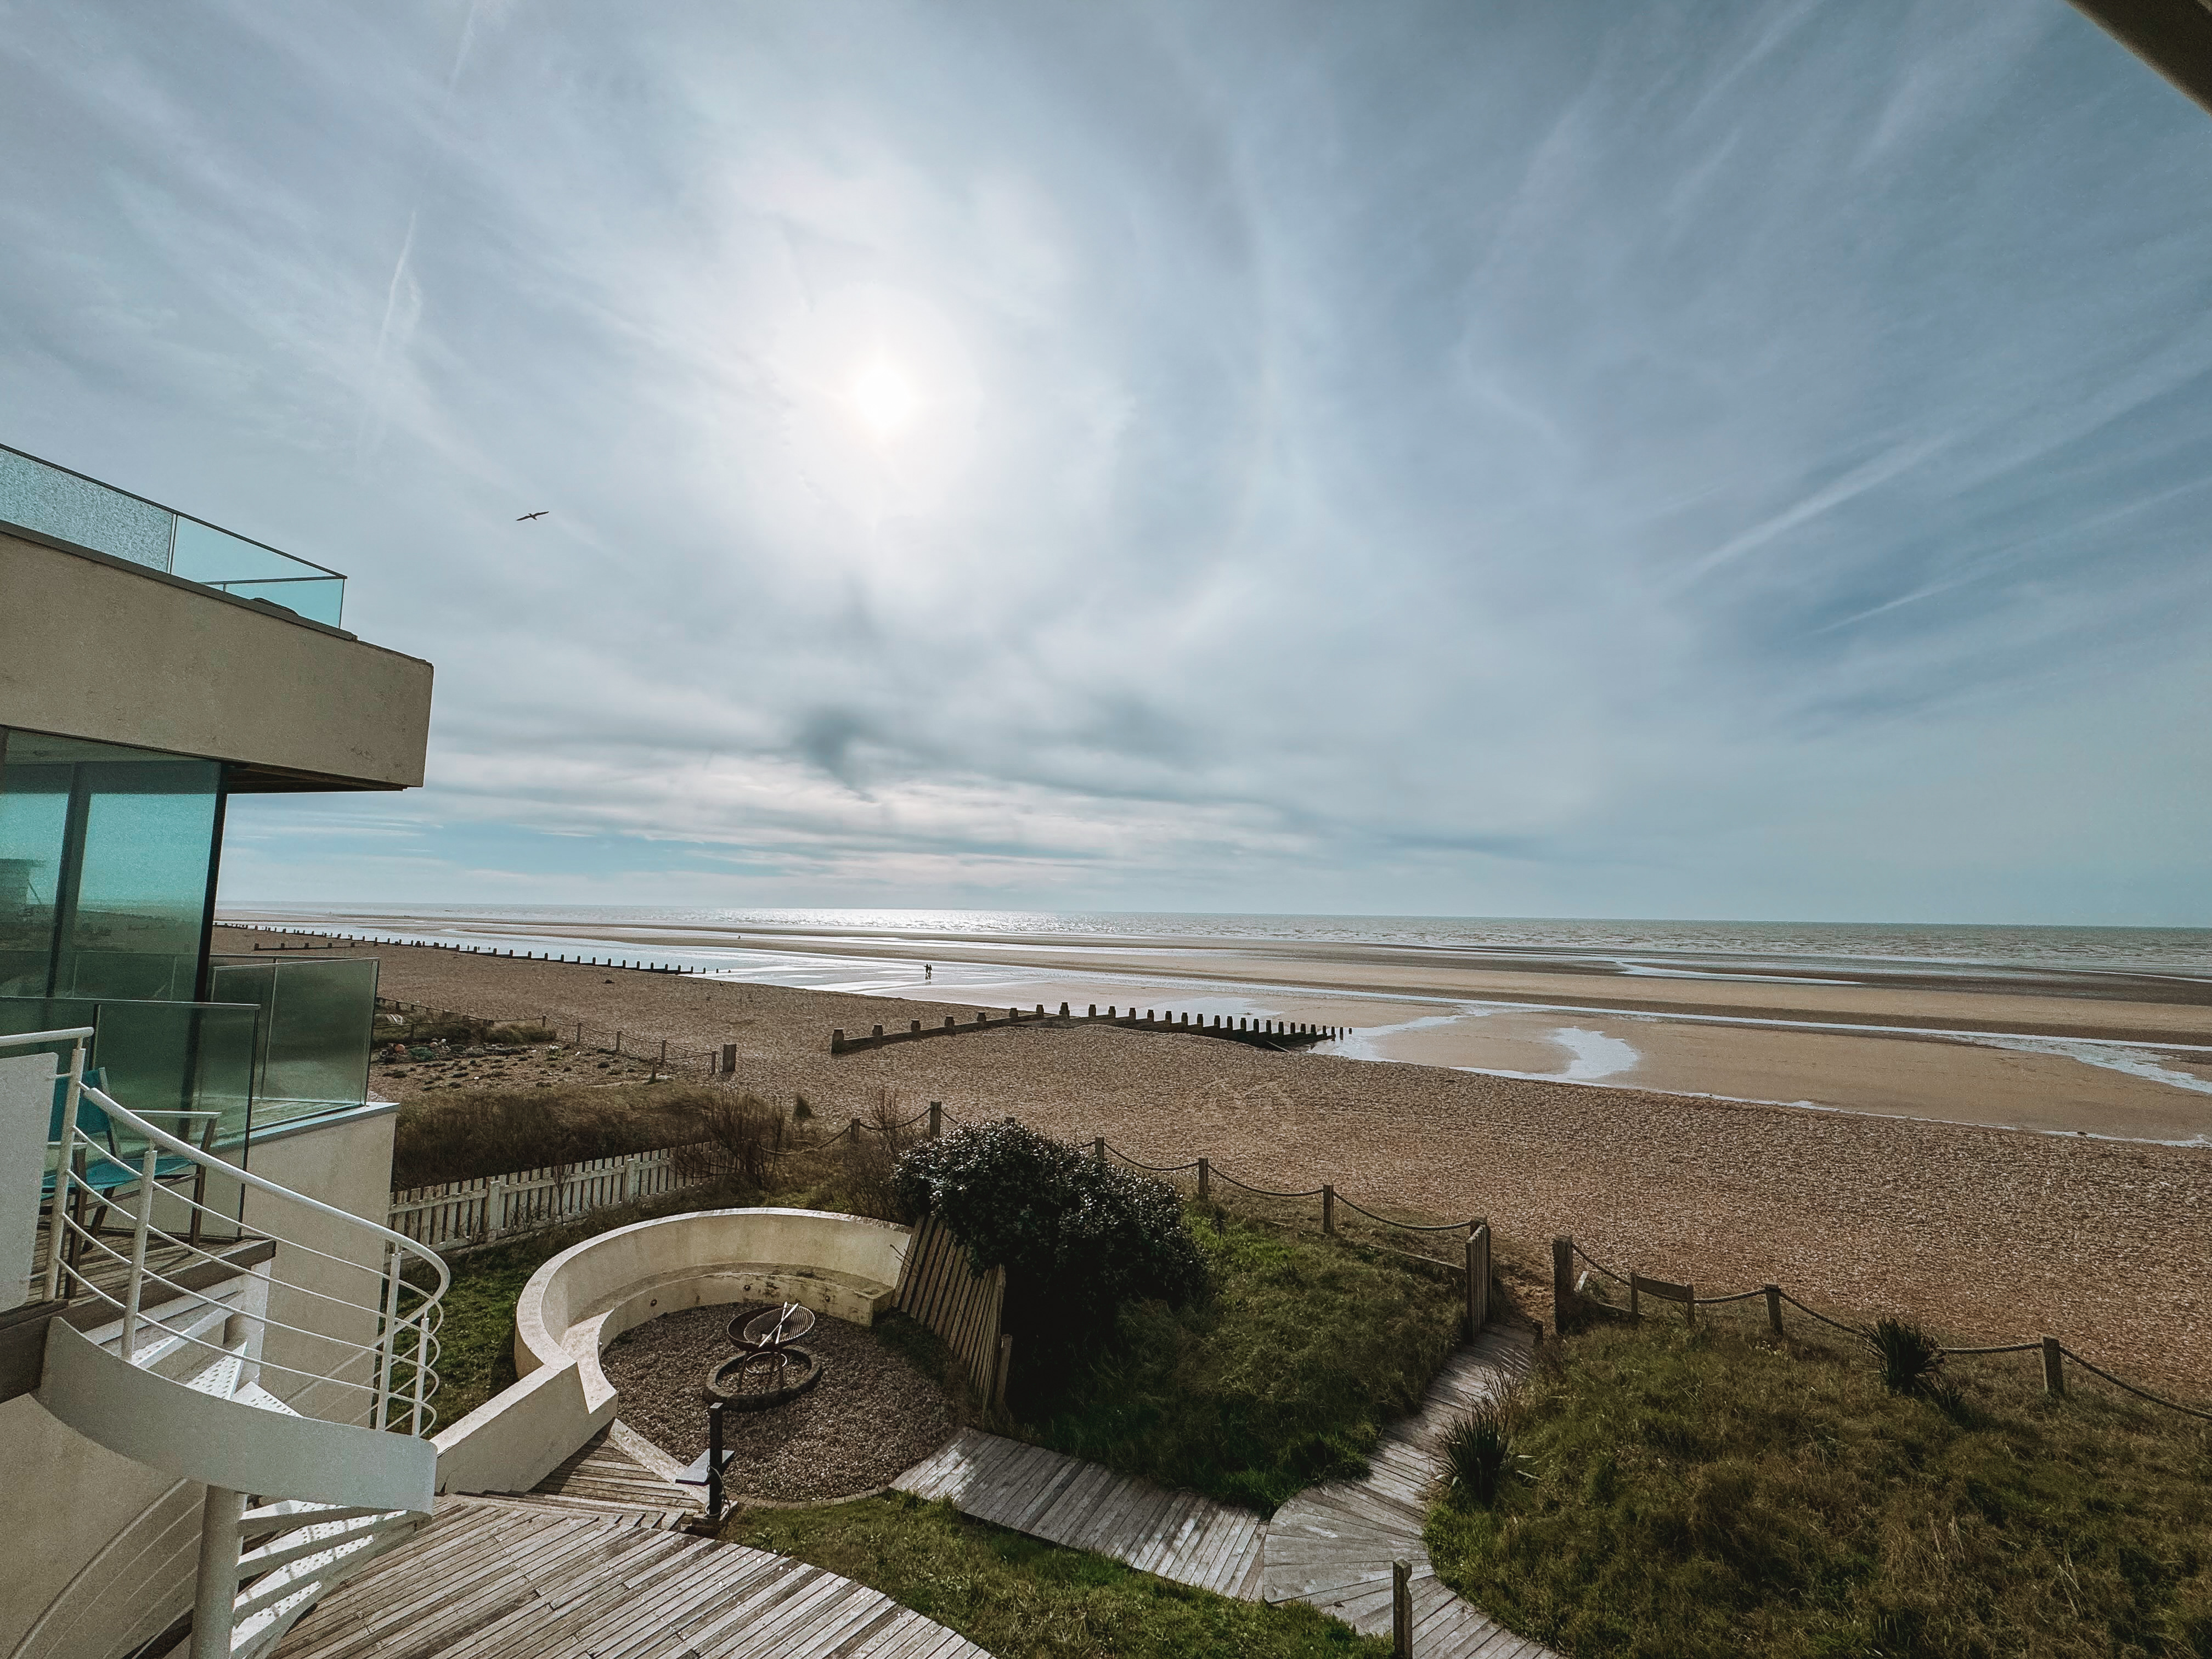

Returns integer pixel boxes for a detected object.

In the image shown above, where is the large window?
[0,728,221,1003]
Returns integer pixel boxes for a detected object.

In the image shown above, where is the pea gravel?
[599,1303,955,1503]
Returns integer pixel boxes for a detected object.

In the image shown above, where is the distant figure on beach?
[924,963,933,980]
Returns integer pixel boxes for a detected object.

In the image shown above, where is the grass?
[1427,1316,2212,1658]
[392,1082,723,1189]
[720,1492,1386,1658]
[1023,1205,1465,1511]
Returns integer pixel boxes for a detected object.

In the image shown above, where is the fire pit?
[704,1301,826,1410]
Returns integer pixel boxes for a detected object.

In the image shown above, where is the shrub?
[893,1119,1206,1381]
[486,1020,557,1045]
[1440,1398,1522,1508]
[678,1093,781,1190]
[1869,1316,1945,1396]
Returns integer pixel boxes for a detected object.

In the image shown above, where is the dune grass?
[720,1492,1386,1658]
[1024,1205,1465,1511]
[1427,1316,2212,1658]
[391,1082,722,1188]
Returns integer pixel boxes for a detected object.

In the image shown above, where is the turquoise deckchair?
[46,1070,221,1245]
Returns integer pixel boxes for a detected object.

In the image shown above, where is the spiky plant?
[1440,1398,1522,1507]
[1868,1316,1945,1395]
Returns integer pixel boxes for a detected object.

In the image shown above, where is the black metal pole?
[708,1400,725,1524]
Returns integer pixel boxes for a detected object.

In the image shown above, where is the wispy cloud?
[3,0,2208,923]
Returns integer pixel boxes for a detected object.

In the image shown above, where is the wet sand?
[215,924,2212,1394]
[233,907,2212,1143]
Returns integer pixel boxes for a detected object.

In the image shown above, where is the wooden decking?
[893,1324,1554,1657]
[272,1493,990,1658]
[894,1430,1266,1598]
[512,1427,702,1528]
[1261,1325,1550,1657]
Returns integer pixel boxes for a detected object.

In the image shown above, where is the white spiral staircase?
[12,1031,447,1659]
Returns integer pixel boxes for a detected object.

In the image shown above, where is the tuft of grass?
[1438,1398,1521,1508]
[1427,1316,2212,1658]
[722,1492,1386,1658]
[1869,1314,1945,1396]
[1025,1207,1463,1511]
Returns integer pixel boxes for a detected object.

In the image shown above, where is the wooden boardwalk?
[894,1431,1266,1598]
[512,1426,702,1528]
[273,1494,991,1659]
[1262,1325,1551,1657]
[893,1325,1554,1657]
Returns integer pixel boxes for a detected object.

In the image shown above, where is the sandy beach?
[217,924,2212,1395]
[232,907,2212,1144]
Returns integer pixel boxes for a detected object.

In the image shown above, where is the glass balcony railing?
[0,442,346,628]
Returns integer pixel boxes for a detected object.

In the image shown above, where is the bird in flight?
[516,510,550,521]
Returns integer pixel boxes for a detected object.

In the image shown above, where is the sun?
[851,360,919,436]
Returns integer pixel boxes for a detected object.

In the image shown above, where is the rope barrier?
[1207,1169,1329,1200]
[1334,1192,1477,1232]
[1570,1244,1633,1286]
[2061,1347,2212,1421]
[1099,1143,1203,1175]
[1940,1342,2045,1357]
[1691,1289,1770,1306]
[1775,1290,1869,1336]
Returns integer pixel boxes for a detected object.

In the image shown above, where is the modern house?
[0,444,442,1658]
[0,447,977,1658]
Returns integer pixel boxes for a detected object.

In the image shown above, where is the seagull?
[516,510,550,521]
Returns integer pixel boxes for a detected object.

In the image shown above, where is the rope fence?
[1555,1234,2211,1423]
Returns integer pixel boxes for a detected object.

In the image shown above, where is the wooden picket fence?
[388,1143,716,1251]
[896,1211,1010,1408]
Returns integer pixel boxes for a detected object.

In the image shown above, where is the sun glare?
[852,361,919,436]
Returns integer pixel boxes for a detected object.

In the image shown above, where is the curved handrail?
[81,1081,449,1296]
[48,1078,449,1437]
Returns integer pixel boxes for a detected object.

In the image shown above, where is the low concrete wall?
[431,1357,607,1498]
[515,1209,912,1415]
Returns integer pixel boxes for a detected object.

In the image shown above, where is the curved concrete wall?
[512,1206,912,1418]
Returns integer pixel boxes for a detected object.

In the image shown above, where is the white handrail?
[80,1082,450,1290]
[47,1078,450,1438]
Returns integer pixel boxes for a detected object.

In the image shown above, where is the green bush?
[894,1120,1206,1380]
[391,1085,718,1188]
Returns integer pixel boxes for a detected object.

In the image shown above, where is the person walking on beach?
[924,963,933,980]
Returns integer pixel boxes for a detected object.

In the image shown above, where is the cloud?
[2,0,2208,922]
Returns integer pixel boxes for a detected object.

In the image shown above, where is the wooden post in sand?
[1553,1236,1577,1334]
[1466,1221,1490,1335]
[1322,1185,1335,1235]
[2042,1335,2066,1397]
[928,1101,942,1138]
[1764,1284,1784,1336]
[1197,1158,1210,1202]
[1093,1136,1105,1166]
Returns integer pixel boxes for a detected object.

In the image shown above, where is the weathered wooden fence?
[388,1143,716,1251]
[896,1211,1009,1408]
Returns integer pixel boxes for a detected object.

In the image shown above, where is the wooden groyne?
[831,1002,1344,1056]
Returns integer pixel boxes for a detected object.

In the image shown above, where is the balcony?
[0,442,345,628]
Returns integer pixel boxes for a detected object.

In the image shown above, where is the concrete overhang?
[0,526,432,792]
[2071,0,2212,116]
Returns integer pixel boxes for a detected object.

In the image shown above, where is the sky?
[3,1,2209,926]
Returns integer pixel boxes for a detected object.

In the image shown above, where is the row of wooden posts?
[832,1003,1344,1056]
[1548,1234,2187,1412]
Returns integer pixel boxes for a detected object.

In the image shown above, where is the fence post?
[659,1039,667,1068]
[485,1176,508,1240]
[721,1043,737,1075]
[620,1155,635,1204]
[1391,1559,1412,1657]
[1197,1157,1210,1203]
[1093,1136,1105,1165]
[850,1117,864,1143]
[928,1101,942,1138]
[1322,1185,1335,1235]
[2042,1335,2066,1397]
[993,1333,1014,1412]
[1764,1284,1783,1336]
[1552,1235,1577,1334]
[1466,1221,1489,1336]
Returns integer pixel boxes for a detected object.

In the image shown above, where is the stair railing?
[42,1044,449,1437]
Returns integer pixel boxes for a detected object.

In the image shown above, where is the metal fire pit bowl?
[704,1301,825,1411]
